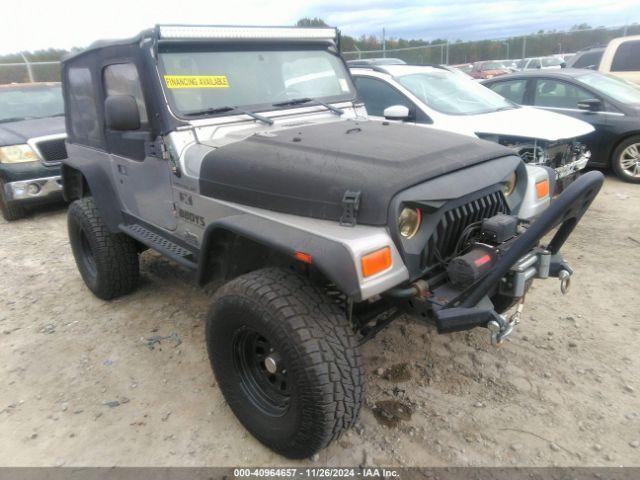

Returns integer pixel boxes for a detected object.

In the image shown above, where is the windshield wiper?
[273,97,344,115]
[183,106,273,125]
[494,105,517,112]
[0,116,36,123]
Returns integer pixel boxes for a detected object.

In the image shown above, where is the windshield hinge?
[340,190,361,227]
[146,137,169,161]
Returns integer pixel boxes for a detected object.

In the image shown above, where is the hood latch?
[340,190,361,227]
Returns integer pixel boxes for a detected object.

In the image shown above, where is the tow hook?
[487,299,524,346]
[558,269,571,295]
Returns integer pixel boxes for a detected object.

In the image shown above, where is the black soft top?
[199,120,514,226]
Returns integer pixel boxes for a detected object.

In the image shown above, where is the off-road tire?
[206,268,363,459]
[68,197,139,300]
[612,135,640,184]
[0,180,26,221]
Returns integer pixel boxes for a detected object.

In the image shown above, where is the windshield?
[481,62,506,71]
[158,47,355,117]
[396,69,515,115]
[578,72,640,104]
[0,84,64,123]
[542,57,564,67]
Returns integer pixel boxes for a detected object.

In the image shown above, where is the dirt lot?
[0,174,639,467]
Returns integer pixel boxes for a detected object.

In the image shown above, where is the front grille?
[423,190,509,268]
[36,138,67,163]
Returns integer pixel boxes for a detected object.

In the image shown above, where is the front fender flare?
[198,214,362,300]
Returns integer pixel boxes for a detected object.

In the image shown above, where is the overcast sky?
[1,0,638,55]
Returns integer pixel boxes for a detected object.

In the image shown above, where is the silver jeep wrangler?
[60,25,603,458]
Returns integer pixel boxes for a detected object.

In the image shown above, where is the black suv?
[0,82,67,220]
[61,25,602,458]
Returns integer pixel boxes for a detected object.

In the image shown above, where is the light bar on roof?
[158,25,338,41]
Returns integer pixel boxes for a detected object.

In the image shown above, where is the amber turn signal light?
[536,179,550,199]
[294,251,312,264]
[361,247,392,277]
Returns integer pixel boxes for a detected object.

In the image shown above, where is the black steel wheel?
[206,268,363,459]
[232,327,291,416]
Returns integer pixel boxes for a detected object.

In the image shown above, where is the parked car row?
[450,34,640,87]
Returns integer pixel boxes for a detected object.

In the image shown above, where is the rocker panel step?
[121,223,197,269]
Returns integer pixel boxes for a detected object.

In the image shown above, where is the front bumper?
[4,175,63,203]
[399,171,603,339]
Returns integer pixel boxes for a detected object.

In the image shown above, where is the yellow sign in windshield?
[164,75,229,89]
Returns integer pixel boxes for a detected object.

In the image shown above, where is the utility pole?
[503,41,509,59]
[445,40,450,65]
[354,44,362,60]
[382,28,386,58]
[521,36,527,60]
[19,52,35,83]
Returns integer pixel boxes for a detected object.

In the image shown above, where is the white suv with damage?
[350,64,595,192]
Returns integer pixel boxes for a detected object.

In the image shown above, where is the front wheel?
[0,180,26,221]
[206,268,363,459]
[612,136,640,183]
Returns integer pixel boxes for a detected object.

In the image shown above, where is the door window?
[103,63,148,125]
[528,59,541,69]
[488,79,528,104]
[353,76,414,117]
[571,51,603,69]
[611,40,640,72]
[103,63,150,160]
[533,79,593,109]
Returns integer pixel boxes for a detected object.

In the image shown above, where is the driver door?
[103,63,177,231]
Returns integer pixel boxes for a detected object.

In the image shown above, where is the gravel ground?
[0,174,639,467]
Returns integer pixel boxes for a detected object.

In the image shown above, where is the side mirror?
[577,98,602,112]
[560,62,567,68]
[105,95,141,131]
[383,105,411,121]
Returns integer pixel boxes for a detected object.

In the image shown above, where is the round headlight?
[502,172,517,197]
[398,207,421,239]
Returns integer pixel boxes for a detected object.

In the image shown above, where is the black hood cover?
[199,120,512,226]
[0,116,65,146]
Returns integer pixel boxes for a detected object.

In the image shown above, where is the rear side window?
[571,51,603,69]
[611,40,640,72]
[103,63,148,125]
[67,67,102,147]
[488,79,528,104]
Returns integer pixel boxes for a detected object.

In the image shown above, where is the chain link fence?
[342,24,640,65]
[0,60,61,84]
[1,24,638,83]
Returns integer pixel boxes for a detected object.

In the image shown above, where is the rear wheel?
[68,197,140,300]
[206,268,363,459]
[0,180,26,221]
[612,136,640,183]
